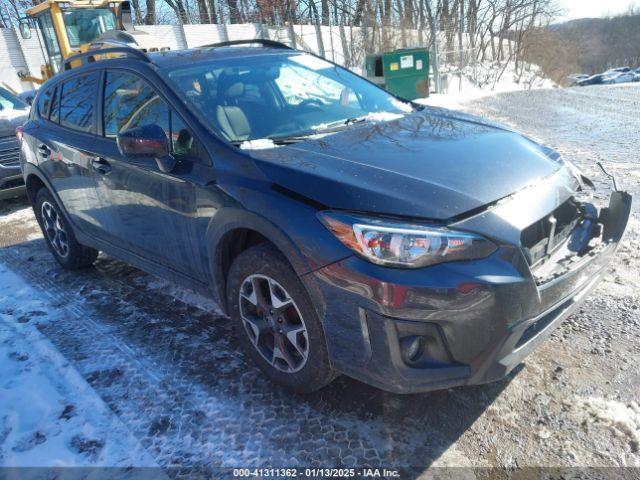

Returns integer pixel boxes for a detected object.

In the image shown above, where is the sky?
[557,0,638,21]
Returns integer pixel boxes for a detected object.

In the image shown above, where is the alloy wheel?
[239,274,309,373]
[41,201,69,258]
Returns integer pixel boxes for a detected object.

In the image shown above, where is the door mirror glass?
[117,124,170,159]
[19,21,31,39]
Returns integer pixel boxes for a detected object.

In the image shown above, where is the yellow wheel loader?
[17,0,165,85]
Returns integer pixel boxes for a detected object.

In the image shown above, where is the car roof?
[148,46,299,69]
[35,44,303,93]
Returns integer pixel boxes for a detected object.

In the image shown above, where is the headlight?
[318,212,497,268]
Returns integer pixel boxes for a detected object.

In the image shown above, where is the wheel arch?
[24,167,48,205]
[23,163,82,234]
[206,208,317,315]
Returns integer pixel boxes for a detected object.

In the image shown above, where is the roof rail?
[199,39,293,50]
[63,47,151,71]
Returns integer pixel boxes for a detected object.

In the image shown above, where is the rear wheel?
[34,188,98,269]
[227,243,336,393]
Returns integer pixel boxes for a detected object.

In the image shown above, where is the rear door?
[31,71,110,238]
[90,68,206,280]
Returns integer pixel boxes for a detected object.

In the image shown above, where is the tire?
[227,243,336,393]
[34,188,99,270]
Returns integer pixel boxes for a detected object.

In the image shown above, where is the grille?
[521,199,581,267]
[0,145,20,167]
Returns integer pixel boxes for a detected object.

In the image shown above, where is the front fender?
[205,206,323,314]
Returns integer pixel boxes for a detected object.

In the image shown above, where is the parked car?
[18,88,38,105]
[576,73,604,86]
[604,67,631,74]
[0,87,29,200]
[20,41,632,394]
[567,73,588,86]
[602,72,636,84]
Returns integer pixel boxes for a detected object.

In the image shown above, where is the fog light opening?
[401,336,424,365]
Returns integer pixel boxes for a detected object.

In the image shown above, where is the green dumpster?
[365,48,429,100]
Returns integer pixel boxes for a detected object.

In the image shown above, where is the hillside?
[525,13,640,83]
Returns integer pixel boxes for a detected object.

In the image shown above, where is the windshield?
[0,87,29,112]
[63,8,117,48]
[166,52,414,144]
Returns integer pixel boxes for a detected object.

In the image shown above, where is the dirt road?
[1,84,638,477]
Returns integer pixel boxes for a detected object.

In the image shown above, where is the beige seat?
[216,75,251,142]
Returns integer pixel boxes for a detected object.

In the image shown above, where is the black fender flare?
[204,207,324,315]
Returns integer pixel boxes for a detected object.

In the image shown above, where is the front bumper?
[305,191,632,394]
[0,137,25,200]
[0,170,25,200]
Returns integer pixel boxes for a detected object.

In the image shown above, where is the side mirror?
[19,22,32,40]
[117,124,177,173]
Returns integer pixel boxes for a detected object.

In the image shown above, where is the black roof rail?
[63,47,151,71]
[199,39,293,50]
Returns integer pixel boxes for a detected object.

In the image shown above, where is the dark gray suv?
[0,87,29,200]
[20,42,632,394]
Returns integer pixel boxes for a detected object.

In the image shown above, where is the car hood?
[0,109,28,139]
[246,108,565,220]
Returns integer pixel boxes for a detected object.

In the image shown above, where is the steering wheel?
[297,98,324,109]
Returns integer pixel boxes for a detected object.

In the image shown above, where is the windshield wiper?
[315,116,368,132]
[230,134,315,147]
[269,135,316,145]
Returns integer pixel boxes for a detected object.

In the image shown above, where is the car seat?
[215,73,250,142]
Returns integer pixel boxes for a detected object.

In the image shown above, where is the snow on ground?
[1,207,33,224]
[419,60,557,109]
[570,397,640,457]
[0,264,157,467]
[0,85,638,473]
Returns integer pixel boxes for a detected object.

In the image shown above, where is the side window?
[37,87,53,119]
[103,70,201,160]
[49,87,60,123]
[59,73,96,133]
[170,112,199,159]
[103,71,169,138]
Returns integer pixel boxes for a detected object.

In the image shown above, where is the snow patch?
[0,264,157,467]
[1,207,34,223]
[390,98,414,113]
[239,139,278,150]
[572,397,640,452]
[142,277,223,316]
[363,111,404,122]
[417,60,557,109]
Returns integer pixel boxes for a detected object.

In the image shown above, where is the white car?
[602,72,636,84]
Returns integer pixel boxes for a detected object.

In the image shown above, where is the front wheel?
[227,243,336,393]
[34,188,98,269]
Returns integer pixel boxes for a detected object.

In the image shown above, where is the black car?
[1,87,29,200]
[577,73,604,86]
[20,41,631,394]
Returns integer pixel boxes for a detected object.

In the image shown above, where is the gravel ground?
[0,84,638,477]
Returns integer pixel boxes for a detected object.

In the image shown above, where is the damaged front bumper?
[305,187,632,394]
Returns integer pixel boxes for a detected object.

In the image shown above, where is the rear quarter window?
[36,87,54,119]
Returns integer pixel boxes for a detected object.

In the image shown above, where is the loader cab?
[18,0,125,82]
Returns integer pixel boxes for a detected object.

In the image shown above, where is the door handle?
[38,144,50,158]
[91,157,111,174]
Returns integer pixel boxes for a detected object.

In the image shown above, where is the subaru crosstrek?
[20,41,631,393]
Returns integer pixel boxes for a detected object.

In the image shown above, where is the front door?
[91,69,206,281]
